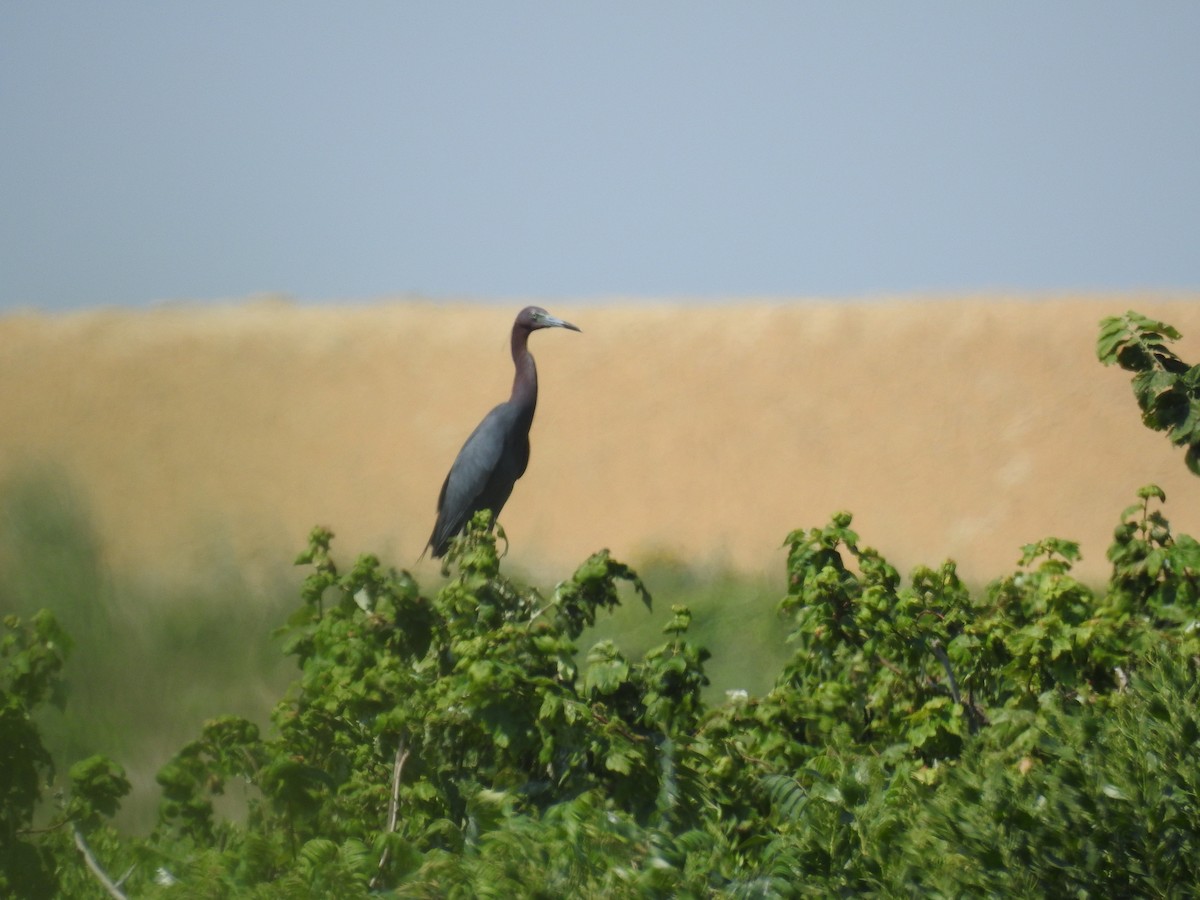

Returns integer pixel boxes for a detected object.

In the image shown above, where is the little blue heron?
[425,306,581,558]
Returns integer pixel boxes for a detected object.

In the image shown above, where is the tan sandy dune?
[2,295,1198,591]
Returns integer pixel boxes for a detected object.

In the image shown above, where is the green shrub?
[3,309,1200,896]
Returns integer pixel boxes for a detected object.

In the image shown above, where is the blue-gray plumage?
[425,306,580,558]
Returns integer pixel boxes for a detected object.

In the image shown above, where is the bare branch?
[73,827,128,900]
[929,638,962,706]
[370,737,411,890]
[387,739,409,834]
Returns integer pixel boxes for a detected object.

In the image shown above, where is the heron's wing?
[428,404,517,555]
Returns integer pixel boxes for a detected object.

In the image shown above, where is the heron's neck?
[510,328,538,410]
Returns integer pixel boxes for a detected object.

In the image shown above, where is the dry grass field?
[3,294,1199,592]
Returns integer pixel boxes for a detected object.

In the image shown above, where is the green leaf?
[1097,317,1130,364]
[605,749,635,775]
[808,781,844,805]
[1187,444,1200,477]
[68,755,131,820]
[1100,783,1129,801]
[761,774,807,822]
[1137,484,1167,502]
[298,837,338,866]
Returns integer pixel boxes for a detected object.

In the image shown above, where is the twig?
[928,639,989,733]
[1114,665,1129,692]
[928,639,961,706]
[387,739,409,834]
[529,598,556,624]
[370,737,410,890]
[876,653,906,678]
[73,826,128,900]
[115,864,136,889]
[17,820,68,837]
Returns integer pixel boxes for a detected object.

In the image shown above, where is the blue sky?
[3,3,1198,311]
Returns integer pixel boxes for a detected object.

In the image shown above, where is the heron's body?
[425,306,579,558]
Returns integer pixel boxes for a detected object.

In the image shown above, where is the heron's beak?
[548,315,581,333]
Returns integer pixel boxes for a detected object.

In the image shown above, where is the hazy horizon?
[4,3,1198,312]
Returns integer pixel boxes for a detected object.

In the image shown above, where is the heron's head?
[519,306,581,333]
